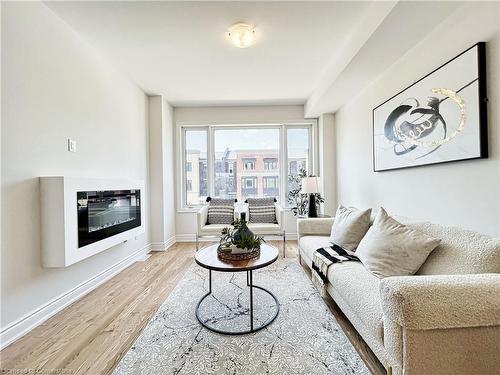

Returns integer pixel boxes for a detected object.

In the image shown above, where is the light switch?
[67,138,77,153]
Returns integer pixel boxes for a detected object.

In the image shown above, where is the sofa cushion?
[329,205,371,251]
[327,261,384,342]
[356,208,441,278]
[299,235,333,265]
[299,235,384,348]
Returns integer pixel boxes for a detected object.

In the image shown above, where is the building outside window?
[186,179,192,191]
[185,162,192,172]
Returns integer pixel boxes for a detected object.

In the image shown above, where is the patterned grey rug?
[113,257,370,375]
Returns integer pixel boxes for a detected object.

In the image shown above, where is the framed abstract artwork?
[372,42,488,172]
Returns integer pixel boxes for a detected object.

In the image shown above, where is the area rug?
[113,257,370,375]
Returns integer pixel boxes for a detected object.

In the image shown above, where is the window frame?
[242,176,258,189]
[242,158,256,170]
[181,126,210,208]
[178,122,316,211]
[264,158,278,170]
[263,176,278,189]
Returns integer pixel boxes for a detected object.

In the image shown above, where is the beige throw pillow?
[329,205,372,251]
[356,208,441,278]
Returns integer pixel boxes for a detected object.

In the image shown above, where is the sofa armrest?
[275,204,285,230]
[197,205,209,233]
[297,218,334,240]
[380,273,500,330]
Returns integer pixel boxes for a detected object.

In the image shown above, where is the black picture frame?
[372,42,488,172]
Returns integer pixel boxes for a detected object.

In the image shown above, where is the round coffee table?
[195,243,280,335]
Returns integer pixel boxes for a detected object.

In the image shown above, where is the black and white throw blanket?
[312,244,359,297]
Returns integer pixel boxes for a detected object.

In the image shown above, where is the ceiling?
[45,1,464,115]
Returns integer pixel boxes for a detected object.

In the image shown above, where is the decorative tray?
[217,246,260,261]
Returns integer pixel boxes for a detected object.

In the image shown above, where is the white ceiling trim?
[305,1,398,117]
[305,1,466,117]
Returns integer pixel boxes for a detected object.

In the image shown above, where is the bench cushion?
[200,222,282,236]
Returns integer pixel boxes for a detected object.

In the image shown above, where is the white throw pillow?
[329,205,372,251]
[356,207,441,278]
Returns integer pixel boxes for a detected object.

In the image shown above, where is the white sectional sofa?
[297,216,500,375]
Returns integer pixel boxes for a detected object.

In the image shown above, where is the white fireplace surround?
[40,177,146,268]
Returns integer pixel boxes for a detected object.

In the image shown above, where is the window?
[242,177,257,189]
[264,158,278,170]
[243,158,256,170]
[181,124,313,208]
[214,128,279,201]
[287,127,310,196]
[184,129,208,206]
[263,176,278,189]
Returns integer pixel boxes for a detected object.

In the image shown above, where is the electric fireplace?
[77,189,141,248]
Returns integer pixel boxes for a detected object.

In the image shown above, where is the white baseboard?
[176,234,205,242]
[150,236,176,251]
[136,253,151,262]
[0,232,296,349]
[0,243,151,350]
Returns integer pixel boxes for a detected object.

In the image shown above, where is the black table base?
[195,269,279,335]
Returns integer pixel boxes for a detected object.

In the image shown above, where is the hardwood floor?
[0,241,385,375]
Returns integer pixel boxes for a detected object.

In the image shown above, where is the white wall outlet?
[67,138,77,153]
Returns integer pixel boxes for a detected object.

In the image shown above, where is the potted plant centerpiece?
[218,218,264,260]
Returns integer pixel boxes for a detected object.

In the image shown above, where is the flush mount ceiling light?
[226,22,256,48]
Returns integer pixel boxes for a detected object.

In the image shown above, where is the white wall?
[173,105,318,239]
[318,113,336,216]
[148,96,176,249]
[1,1,149,333]
[334,2,500,237]
[162,101,176,245]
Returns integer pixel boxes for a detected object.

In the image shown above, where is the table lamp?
[301,177,320,217]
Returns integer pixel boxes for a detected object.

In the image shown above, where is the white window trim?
[177,122,318,212]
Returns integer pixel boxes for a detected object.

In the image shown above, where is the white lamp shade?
[301,177,320,194]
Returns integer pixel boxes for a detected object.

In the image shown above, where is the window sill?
[177,206,204,214]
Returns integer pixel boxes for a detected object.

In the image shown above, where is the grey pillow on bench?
[247,197,276,223]
[207,198,235,224]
